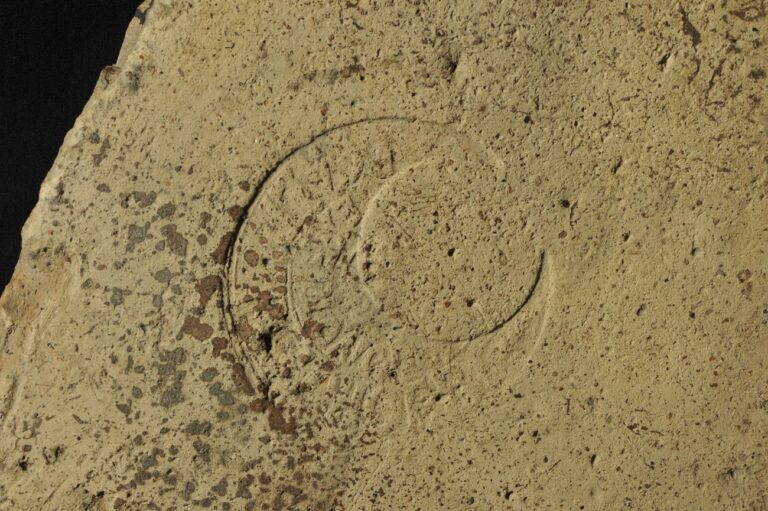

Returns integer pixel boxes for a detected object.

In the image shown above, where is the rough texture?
[1,1,767,509]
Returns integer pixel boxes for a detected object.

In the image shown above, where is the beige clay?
[1,1,767,509]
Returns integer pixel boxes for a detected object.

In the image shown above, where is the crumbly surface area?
[1,1,767,509]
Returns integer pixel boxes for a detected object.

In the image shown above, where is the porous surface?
[1,1,767,509]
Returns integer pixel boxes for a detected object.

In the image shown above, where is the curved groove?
[221,116,424,345]
[479,249,546,340]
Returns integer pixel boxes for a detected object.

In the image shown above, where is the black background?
[0,2,141,294]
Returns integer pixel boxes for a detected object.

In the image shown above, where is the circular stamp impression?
[229,119,543,346]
